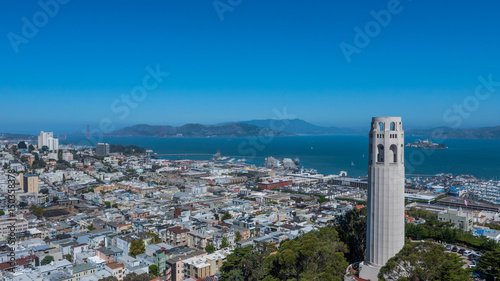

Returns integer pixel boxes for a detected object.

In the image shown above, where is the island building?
[359,117,405,280]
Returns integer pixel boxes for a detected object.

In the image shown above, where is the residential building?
[20,174,39,194]
[438,208,474,232]
[182,249,230,280]
[38,131,59,151]
[0,214,28,235]
[95,246,124,264]
[68,263,96,281]
[105,261,126,281]
[96,143,110,156]
[163,226,190,246]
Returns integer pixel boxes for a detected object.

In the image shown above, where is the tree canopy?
[17,141,27,149]
[379,242,470,281]
[477,247,500,280]
[333,206,367,263]
[235,231,242,242]
[205,244,216,254]
[221,236,230,249]
[129,239,145,258]
[149,264,159,276]
[220,226,348,281]
[41,255,54,265]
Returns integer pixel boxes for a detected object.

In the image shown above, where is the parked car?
[458,248,466,255]
[469,253,478,261]
[452,246,458,252]
[445,245,451,250]
[463,250,472,256]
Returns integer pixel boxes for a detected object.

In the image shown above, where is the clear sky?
[1,0,500,134]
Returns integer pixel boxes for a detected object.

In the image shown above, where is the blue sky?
[1,0,500,134]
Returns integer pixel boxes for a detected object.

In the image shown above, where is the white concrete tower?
[360,117,405,280]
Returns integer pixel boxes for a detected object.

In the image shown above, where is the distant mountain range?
[108,123,292,137]
[239,119,356,135]
[106,121,500,139]
[2,120,500,139]
[406,125,500,139]
[0,133,37,141]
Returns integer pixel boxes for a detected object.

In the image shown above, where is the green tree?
[220,244,276,281]
[129,239,145,258]
[205,244,216,254]
[333,207,367,263]
[104,201,111,208]
[20,155,28,163]
[0,210,5,216]
[317,195,329,204]
[235,231,242,242]
[17,141,27,149]
[112,203,118,208]
[29,205,45,217]
[124,273,157,281]
[87,224,96,230]
[28,144,35,152]
[65,254,71,262]
[149,264,159,276]
[263,227,348,281]
[379,242,470,280]
[98,277,118,281]
[41,255,54,265]
[221,213,233,221]
[52,196,59,203]
[477,247,500,280]
[221,236,230,249]
[146,232,162,244]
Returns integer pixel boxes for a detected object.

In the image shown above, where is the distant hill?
[109,123,292,137]
[0,133,36,141]
[406,125,500,139]
[240,119,354,135]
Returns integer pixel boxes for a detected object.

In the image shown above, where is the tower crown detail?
[369,117,404,166]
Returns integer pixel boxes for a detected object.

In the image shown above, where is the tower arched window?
[390,144,397,163]
[377,144,384,162]
[379,122,384,131]
[390,122,396,131]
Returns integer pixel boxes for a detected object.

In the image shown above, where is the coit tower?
[359,117,405,280]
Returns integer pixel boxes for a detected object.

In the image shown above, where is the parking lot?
[442,243,480,269]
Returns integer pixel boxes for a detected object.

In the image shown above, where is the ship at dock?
[405,139,447,149]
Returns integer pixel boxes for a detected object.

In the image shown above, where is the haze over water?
[63,135,500,180]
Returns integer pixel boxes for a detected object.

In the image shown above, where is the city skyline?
[2,0,500,134]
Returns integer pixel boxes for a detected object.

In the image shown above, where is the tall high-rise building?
[96,143,110,156]
[359,117,405,280]
[20,173,39,194]
[38,131,59,151]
